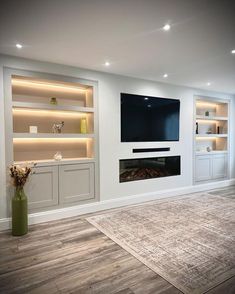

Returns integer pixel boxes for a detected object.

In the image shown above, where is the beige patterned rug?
[87,192,235,294]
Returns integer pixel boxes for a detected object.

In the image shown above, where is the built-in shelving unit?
[4,68,99,212]
[10,75,95,162]
[194,96,230,184]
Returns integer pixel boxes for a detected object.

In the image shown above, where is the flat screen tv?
[121,93,180,142]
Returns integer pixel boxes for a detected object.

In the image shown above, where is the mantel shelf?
[12,101,94,113]
[13,133,94,139]
[196,115,228,121]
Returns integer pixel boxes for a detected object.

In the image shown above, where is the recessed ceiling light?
[144,97,149,100]
[105,61,110,66]
[207,82,211,86]
[231,49,235,54]
[16,43,22,49]
[163,73,168,78]
[163,24,171,31]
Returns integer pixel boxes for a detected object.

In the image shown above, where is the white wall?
[0,54,234,219]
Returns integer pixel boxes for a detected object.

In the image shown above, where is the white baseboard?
[1,179,234,231]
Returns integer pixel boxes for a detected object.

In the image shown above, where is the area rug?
[87,192,235,294]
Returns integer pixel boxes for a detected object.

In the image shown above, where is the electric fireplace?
[120,156,181,182]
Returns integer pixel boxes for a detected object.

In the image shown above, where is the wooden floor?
[0,188,235,294]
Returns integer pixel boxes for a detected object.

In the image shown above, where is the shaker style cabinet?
[195,155,212,182]
[25,163,95,211]
[59,163,95,204]
[212,154,227,179]
[24,166,59,210]
[195,154,227,183]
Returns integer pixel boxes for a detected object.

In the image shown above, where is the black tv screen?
[121,93,180,142]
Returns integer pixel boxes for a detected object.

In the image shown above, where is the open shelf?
[13,136,94,162]
[196,110,228,136]
[12,76,93,108]
[13,133,94,139]
[195,151,228,155]
[13,104,94,134]
[196,115,228,121]
[196,134,227,138]
[12,101,94,113]
[196,99,228,117]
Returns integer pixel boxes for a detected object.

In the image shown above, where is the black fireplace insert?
[120,156,181,182]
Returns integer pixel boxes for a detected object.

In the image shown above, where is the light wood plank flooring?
[0,187,234,294]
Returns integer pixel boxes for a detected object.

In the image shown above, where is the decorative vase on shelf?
[80,117,87,134]
[50,97,58,105]
[12,186,28,236]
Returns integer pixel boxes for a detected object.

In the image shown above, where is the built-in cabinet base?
[25,163,96,212]
[195,153,227,183]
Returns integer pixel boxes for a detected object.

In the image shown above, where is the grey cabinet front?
[59,163,95,204]
[25,166,59,210]
[195,154,227,183]
[195,155,212,182]
[212,155,227,179]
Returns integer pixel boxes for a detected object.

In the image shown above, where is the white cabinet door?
[195,155,212,182]
[212,154,227,179]
[24,166,59,210]
[59,163,95,204]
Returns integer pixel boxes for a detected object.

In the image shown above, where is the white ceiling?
[0,0,235,94]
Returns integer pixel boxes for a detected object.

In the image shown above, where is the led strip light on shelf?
[12,108,88,118]
[12,78,88,92]
[13,137,92,144]
[196,102,221,107]
[195,137,225,140]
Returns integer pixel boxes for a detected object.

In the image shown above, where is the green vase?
[12,187,28,236]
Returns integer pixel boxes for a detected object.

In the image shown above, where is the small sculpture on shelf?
[52,121,64,133]
[207,146,212,152]
[54,151,62,161]
[196,122,199,134]
[206,128,213,134]
[205,110,210,116]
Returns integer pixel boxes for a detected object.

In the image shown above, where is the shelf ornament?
[81,117,87,134]
[52,121,64,133]
[50,97,58,105]
[54,151,62,161]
